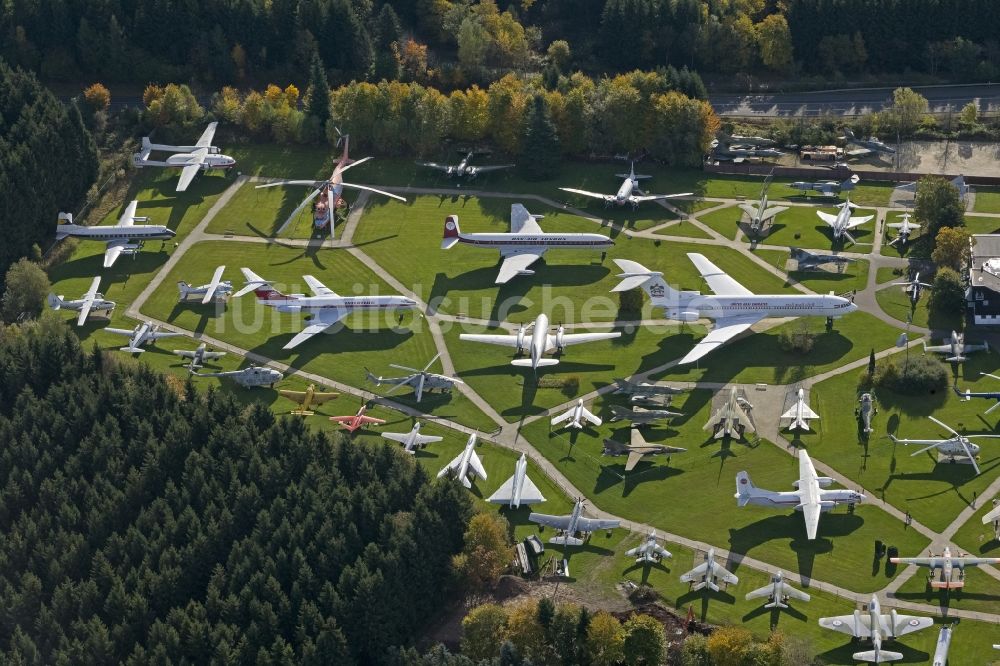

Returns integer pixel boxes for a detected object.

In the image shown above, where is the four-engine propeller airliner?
[56,201,175,268]
[559,162,691,210]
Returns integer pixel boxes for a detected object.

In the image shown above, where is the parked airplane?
[365,353,462,402]
[626,530,672,563]
[442,204,614,284]
[608,405,683,425]
[788,174,859,197]
[982,502,1000,526]
[932,625,953,666]
[459,313,619,371]
[790,247,856,271]
[841,128,896,155]
[612,254,857,364]
[559,162,691,210]
[816,198,874,244]
[955,372,1000,414]
[858,393,876,434]
[105,321,181,353]
[888,416,1000,476]
[381,422,442,454]
[716,131,776,147]
[234,269,417,349]
[896,175,969,204]
[613,379,687,403]
[56,201,175,268]
[416,150,514,180]
[892,272,932,304]
[886,213,921,247]
[133,122,236,191]
[602,429,686,472]
[707,387,755,440]
[488,453,545,508]
[680,548,738,591]
[193,365,283,388]
[739,180,787,234]
[818,595,933,663]
[178,265,232,304]
[735,451,865,540]
[710,139,784,160]
[329,403,386,434]
[172,342,226,370]
[781,388,820,432]
[47,276,115,326]
[529,498,620,546]
[923,330,988,362]
[278,383,339,416]
[438,434,487,488]
[890,546,1000,589]
[257,133,404,231]
[551,399,601,430]
[745,571,810,609]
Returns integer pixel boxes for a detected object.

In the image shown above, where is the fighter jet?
[679,548,738,592]
[858,393,876,434]
[608,405,683,426]
[105,321,182,353]
[716,131,776,147]
[739,180,787,234]
[47,276,115,326]
[790,247,856,272]
[438,434,487,489]
[56,201,175,268]
[890,545,1000,589]
[781,388,820,432]
[133,122,236,192]
[602,429,686,472]
[441,204,614,284]
[551,399,601,430]
[710,139,784,160]
[612,254,857,364]
[735,450,865,540]
[818,595,934,663]
[981,501,1000,527]
[892,272,932,304]
[488,453,545,508]
[177,266,232,304]
[626,530,672,563]
[278,383,339,416]
[172,342,226,370]
[744,571,811,609]
[841,128,896,155]
[529,498,619,546]
[365,353,462,402]
[192,365,283,388]
[329,403,387,434]
[381,422,442,454]
[923,330,988,362]
[886,213,921,247]
[706,387,755,440]
[459,313,620,371]
[788,174,859,197]
[954,373,1000,414]
[888,416,1000,476]
[559,162,692,210]
[816,198,874,244]
[416,150,513,180]
[613,379,688,404]
[932,625,953,666]
[896,175,969,204]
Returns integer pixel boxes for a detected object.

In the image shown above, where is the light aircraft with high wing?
[888,416,1000,476]
[890,546,1000,589]
[788,174,859,196]
[133,122,236,192]
[438,434,487,488]
[192,365,283,388]
[381,422,442,454]
[781,388,820,432]
[706,387,755,440]
[816,198,874,243]
[529,498,620,546]
[234,268,417,349]
[47,276,115,325]
[735,450,865,540]
[488,453,545,508]
[559,162,691,209]
[841,128,896,155]
[745,571,810,609]
[892,272,932,304]
[551,399,601,430]
[602,429,686,472]
[459,313,620,371]
[818,595,934,663]
[416,150,514,180]
[955,372,1000,414]
[626,530,672,563]
[365,353,462,402]
[178,266,232,304]
[680,548,738,591]
[172,342,226,370]
[612,254,857,364]
[56,201,175,268]
[329,403,386,434]
[105,321,181,353]
[923,330,988,362]
[886,213,921,247]
[609,405,683,425]
[441,204,614,284]
[278,383,339,416]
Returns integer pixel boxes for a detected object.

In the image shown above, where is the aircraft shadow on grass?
[592,461,684,497]
[728,513,859,582]
[676,587,737,623]
[623,559,670,586]
[818,642,927,665]
[246,326,413,373]
[894,584,1000,606]
[741,601,807,625]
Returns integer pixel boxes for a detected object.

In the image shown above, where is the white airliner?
[381,422,442,454]
[105,321,182,353]
[437,434,487,488]
[890,546,1000,589]
[48,276,115,326]
[680,548,738,591]
[626,530,672,563]
[133,122,236,192]
[559,162,691,210]
[459,313,620,371]
[234,268,417,349]
[923,330,989,363]
[612,254,857,364]
[551,399,602,429]
[178,265,232,304]
[488,453,545,508]
[735,450,865,540]
[819,595,933,663]
[816,198,874,243]
[56,201,175,268]
[529,498,619,546]
[441,204,614,284]
[781,388,820,432]
[745,571,810,609]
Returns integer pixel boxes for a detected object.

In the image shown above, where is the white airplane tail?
[47,294,64,310]
[853,649,902,663]
[550,535,584,546]
[611,259,683,307]
[735,471,756,506]
[511,358,560,368]
[691,579,719,592]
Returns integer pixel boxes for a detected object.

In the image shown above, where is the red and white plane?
[329,403,386,433]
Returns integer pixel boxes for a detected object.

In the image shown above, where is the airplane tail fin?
[511,358,560,368]
[611,259,681,307]
[233,268,283,299]
[442,215,461,249]
[946,355,967,363]
[735,471,755,506]
[763,600,788,609]
[364,368,382,385]
[550,535,584,546]
[47,294,63,310]
[853,649,902,663]
[842,174,861,190]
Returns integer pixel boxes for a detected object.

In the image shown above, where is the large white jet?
[48,276,115,326]
[680,548,738,591]
[745,571,810,609]
[626,530,672,563]
[781,388,820,432]
[104,321,182,353]
[612,254,857,364]
[459,313,620,371]
[735,450,865,540]
[529,498,619,546]
[488,453,545,508]
[133,122,236,192]
[178,266,232,304]
[819,595,933,663]
[890,546,1000,589]
[551,399,602,430]
[923,330,989,363]
[234,269,417,349]
[381,422,442,454]
[441,204,614,284]
[816,198,874,244]
[56,201,175,268]
[437,434,487,488]
[559,162,691,210]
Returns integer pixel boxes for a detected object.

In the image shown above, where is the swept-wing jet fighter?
[365,353,462,402]
[745,571,810,609]
[329,403,386,434]
[816,198,874,244]
[105,321,181,353]
[56,201,175,268]
[551,399,601,430]
[886,213,921,247]
[602,429,686,472]
[888,416,1000,476]
[680,548,738,591]
[841,128,896,155]
[278,383,339,415]
[559,162,691,210]
[609,405,683,425]
[438,434,487,488]
[789,247,856,271]
[890,546,1000,589]
[192,365,282,388]
[819,595,933,663]
[416,150,513,179]
[381,422,442,454]
[788,174,859,196]
[706,387,755,440]
[133,122,236,192]
[739,178,787,234]
[613,379,687,403]
[488,453,545,508]
[892,272,932,303]
[47,276,115,325]
[626,530,672,563]
[781,388,820,432]
[177,266,232,304]
[172,342,226,370]
[923,330,988,362]
[529,498,619,546]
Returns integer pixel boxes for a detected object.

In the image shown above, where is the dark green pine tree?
[519,95,561,181]
[868,348,876,377]
[304,52,332,140]
[372,4,403,81]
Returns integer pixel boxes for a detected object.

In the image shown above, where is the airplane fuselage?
[56,224,175,242]
[453,231,613,251]
[60,296,115,312]
[667,293,855,322]
[254,290,416,315]
[165,152,236,169]
[510,455,528,507]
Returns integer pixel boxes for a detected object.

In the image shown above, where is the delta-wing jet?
[381,422,442,454]
[488,453,545,508]
[680,548,738,591]
[416,150,513,180]
[816,198,874,244]
[745,571,810,609]
[279,383,339,416]
[438,434,487,488]
[48,276,115,325]
[551,399,601,430]
[707,387,755,440]
[819,595,933,663]
[923,330,988,362]
[602,429,686,472]
[172,342,226,370]
[890,546,1000,589]
[56,201,175,268]
[105,321,182,353]
[133,122,236,192]
[529,498,619,546]
[559,162,691,210]
[626,530,672,563]
[178,265,232,304]
[781,388,820,432]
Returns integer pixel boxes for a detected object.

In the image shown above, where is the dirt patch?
[611,602,714,652]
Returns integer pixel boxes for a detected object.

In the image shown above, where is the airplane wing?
[888,614,934,637]
[581,406,602,426]
[302,275,338,297]
[549,331,622,349]
[284,309,349,349]
[472,164,514,173]
[488,474,518,504]
[173,349,197,359]
[816,211,839,225]
[149,330,182,340]
[202,265,226,304]
[983,505,1000,524]
[738,203,760,218]
[687,253,752,296]
[104,327,136,337]
[103,240,128,268]
[76,276,102,326]
[954,556,1000,567]
[496,251,543,284]
[680,315,765,364]
[575,516,620,533]
[820,614,871,638]
[550,407,576,425]
[801,500,822,540]
[195,122,218,148]
[357,416,387,426]
[922,343,952,353]
[680,562,709,582]
[510,204,542,234]
[632,192,694,202]
[176,161,202,192]
[781,401,819,420]
[745,584,774,600]
[529,513,573,530]
[416,161,451,172]
[459,332,520,347]
[201,351,226,361]
[516,474,545,504]
[715,562,739,585]
[467,450,487,481]
[118,200,139,226]
[759,205,789,221]
[625,451,644,472]
[891,557,940,569]
[780,582,811,602]
[559,187,610,202]
[845,215,874,230]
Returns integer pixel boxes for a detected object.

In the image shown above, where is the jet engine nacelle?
[668,311,700,323]
[815,477,834,487]
[275,304,302,314]
[120,243,144,256]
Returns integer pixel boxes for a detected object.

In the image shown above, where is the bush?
[874,355,949,395]
[778,327,815,354]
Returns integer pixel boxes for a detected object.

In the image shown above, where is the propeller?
[927,415,1000,476]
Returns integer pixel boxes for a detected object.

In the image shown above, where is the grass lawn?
[973,187,1000,214]
[654,219,713,239]
[228,143,333,178]
[790,259,870,297]
[875,285,932,328]
[877,266,905,284]
[892,565,1000,615]
[696,205,741,240]
[204,179,342,239]
[763,205,876,251]
[951,501,1000,557]
[965,214,1000,236]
